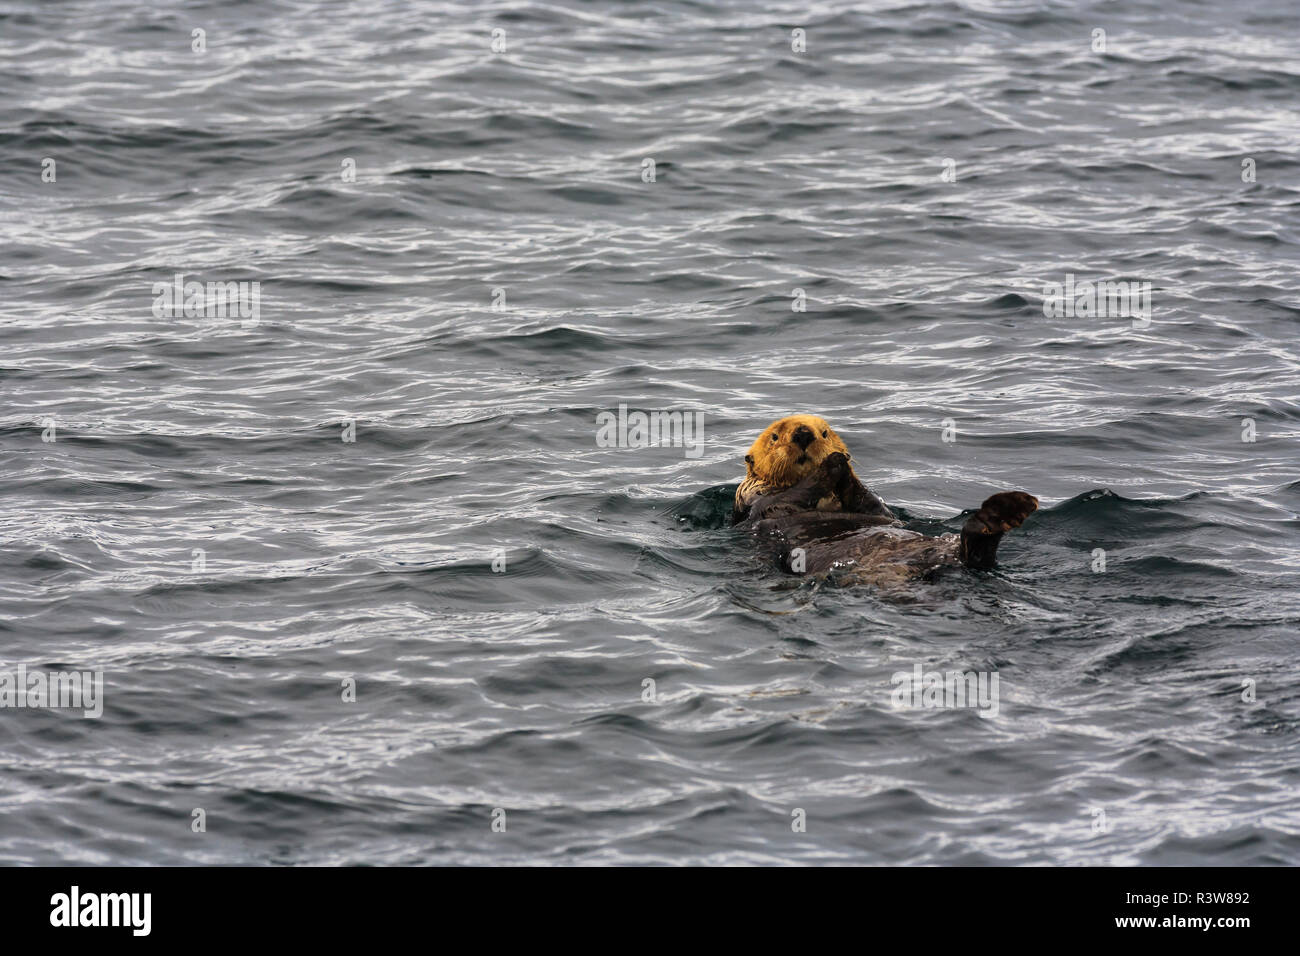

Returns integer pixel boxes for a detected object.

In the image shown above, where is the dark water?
[2,0,1299,865]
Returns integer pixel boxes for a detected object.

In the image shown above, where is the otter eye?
[821,430,828,438]
[770,434,777,442]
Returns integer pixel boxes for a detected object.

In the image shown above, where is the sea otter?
[733,415,1037,584]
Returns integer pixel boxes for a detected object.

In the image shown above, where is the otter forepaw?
[818,451,851,479]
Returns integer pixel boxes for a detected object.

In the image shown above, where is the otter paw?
[819,451,850,474]
[815,451,852,490]
[971,491,1038,533]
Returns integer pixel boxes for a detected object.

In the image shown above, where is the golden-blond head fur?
[734,414,854,517]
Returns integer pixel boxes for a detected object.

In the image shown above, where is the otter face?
[744,414,851,492]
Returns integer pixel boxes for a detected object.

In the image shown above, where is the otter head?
[744,414,851,492]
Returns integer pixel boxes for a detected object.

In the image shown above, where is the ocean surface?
[2,0,1299,866]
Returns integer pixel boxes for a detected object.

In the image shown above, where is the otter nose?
[791,424,815,450]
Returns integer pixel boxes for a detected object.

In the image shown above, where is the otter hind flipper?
[957,491,1038,570]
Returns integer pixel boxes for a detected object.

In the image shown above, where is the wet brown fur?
[734,416,1037,583]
